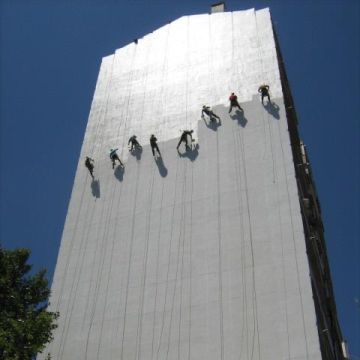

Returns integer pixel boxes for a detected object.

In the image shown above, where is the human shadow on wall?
[178,144,199,162]
[230,109,248,127]
[263,101,280,120]
[155,157,168,177]
[114,165,125,182]
[91,179,100,199]
[130,147,142,161]
[203,116,221,131]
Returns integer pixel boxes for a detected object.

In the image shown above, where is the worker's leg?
[176,138,183,149]
[185,137,189,149]
[212,112,220,120]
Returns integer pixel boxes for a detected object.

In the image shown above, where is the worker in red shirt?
[228,92,243,113]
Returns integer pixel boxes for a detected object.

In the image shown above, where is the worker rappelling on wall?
[109,148,124,169]
[258,84,271,105]
[228,92,243,113]
[176,130,194,152]
[85,157,95,179]
[128,135,142,152]
[201,105,221,123]
[150,134,161,159]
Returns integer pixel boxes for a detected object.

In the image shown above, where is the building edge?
[272,19,349,360]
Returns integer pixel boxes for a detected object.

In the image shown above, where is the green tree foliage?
[0,247,58,360]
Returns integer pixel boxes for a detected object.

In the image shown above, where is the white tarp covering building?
[40,7,345,360]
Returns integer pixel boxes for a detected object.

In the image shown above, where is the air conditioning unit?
[303,197,311,209]
[341,340,350,359]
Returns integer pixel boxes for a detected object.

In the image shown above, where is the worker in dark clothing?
[228,92,243,113]
[85,157,95,179]
[202,105,220,122]
[109,148,124,169]
[258,84,271,104]
[258,84,270,104]
[128,135,142,151]
[177,130,194,151]
[150,134,161,157]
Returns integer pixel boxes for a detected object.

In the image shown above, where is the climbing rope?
[135,163,156,360]
[119,163,142,360]
[54,81,119,355]
[155,157,181,358]
[234,11,261,359]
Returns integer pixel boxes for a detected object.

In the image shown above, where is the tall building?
[41,6,347,360]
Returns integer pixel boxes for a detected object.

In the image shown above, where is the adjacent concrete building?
[41,6,346,360]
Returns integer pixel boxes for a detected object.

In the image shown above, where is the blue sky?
[1,0,359,356]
